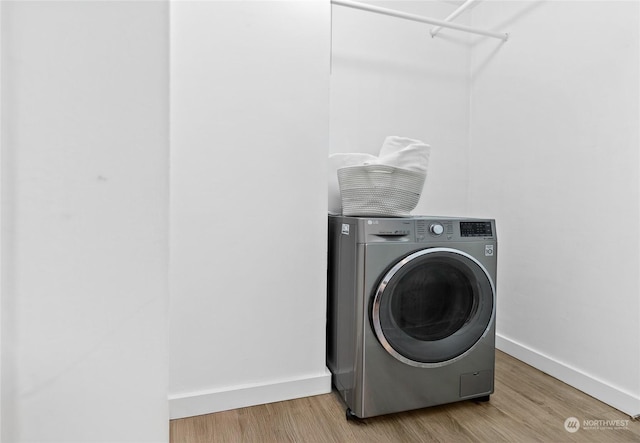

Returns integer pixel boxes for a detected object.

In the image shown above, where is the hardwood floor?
[170,351,640,442]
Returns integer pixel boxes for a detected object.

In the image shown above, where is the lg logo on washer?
[485,245,494,256]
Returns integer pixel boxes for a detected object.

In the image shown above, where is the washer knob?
[430,223,444,235]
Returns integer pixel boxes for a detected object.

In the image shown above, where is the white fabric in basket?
[377,136,430,172]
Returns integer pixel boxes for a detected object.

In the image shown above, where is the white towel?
[377,136,430,173]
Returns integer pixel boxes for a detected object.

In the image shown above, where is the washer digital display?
[460,222,493,237]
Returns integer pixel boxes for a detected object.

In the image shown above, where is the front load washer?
[327,215,497,419]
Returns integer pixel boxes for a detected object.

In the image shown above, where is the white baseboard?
[496,334,640,418]
[169,369,332,420]
[170,339,640,420]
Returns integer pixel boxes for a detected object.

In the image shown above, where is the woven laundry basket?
[337,164,426,217]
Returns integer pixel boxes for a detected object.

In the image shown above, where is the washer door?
[372,247,495,367]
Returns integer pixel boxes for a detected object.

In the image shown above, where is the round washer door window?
[371,247,495,367]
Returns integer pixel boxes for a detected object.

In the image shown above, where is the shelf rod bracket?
[431,0,479,38]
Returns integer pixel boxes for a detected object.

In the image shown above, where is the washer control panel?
[416,219,493,242]
[416,220,455,241]
[341,216,495,243]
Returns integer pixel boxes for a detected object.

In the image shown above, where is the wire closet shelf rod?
[331,0,509,41]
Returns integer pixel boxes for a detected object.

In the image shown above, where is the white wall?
[169,1,331,419]
[330,0,473,216]
[3,2,636,438]
[1,1,170,441]
[469,1,640,416]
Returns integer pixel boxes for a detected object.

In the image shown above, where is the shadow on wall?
[332,51,468,84]
[471,1,546,81]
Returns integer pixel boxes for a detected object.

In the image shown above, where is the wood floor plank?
[170,351,640,442]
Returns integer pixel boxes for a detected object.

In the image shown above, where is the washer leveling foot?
[345,408,361,422]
